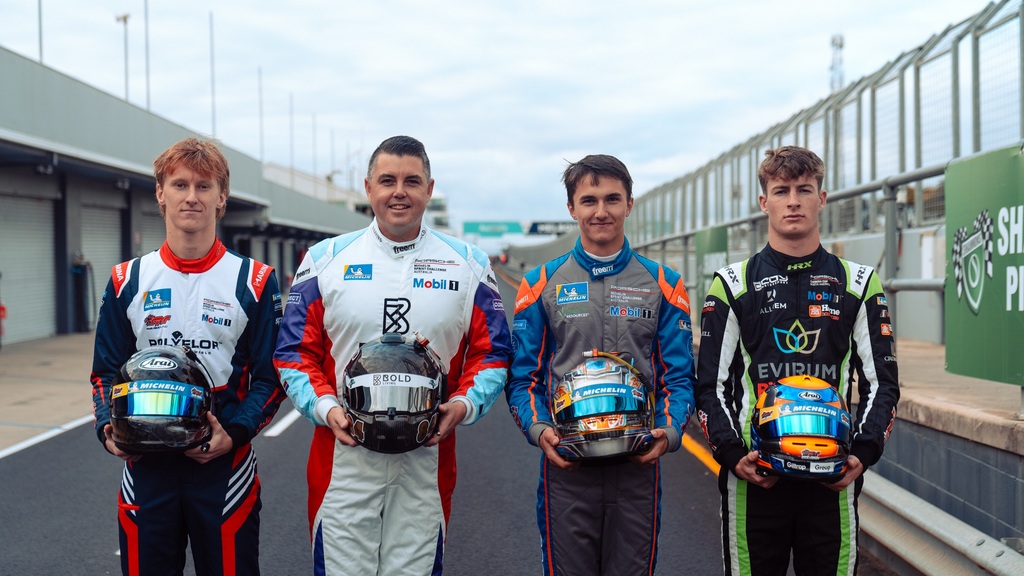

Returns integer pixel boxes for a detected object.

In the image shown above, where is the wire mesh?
[978,17,1021,151]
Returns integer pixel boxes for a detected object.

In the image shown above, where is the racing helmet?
[750,374,852,481]
[340,332,447,454]
[551,350,655,461]
[109,345,213,453]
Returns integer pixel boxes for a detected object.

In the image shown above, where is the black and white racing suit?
[695,243,899,576]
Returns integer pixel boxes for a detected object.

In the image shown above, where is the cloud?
[0,0,993,231]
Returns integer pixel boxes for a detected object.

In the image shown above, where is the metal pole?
[883,182,899,328]
[37,0,43,63]
[144,0,150,110]
[258,67,264,163]
[116,14,129,101]
[289,93,295,191]
[209,12,216,137]
[312,113,317,198]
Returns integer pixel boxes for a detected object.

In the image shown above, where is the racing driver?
[90,137,285,575]
[273,135,512,575]
[695,145,900,575]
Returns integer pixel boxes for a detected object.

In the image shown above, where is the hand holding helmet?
[550,350,655,461]
[340,332,448,454]
[108,345,215,454]
[749,374,852,482]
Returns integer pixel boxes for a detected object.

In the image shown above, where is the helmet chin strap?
[182,345,218,416]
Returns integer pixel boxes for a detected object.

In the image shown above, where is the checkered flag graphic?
[976,210,993,279]
[952,227,966,299]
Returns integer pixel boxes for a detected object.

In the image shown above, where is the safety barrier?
[861,472,1024,575]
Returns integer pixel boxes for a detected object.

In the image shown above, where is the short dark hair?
[757,146,825,193]
[366,135,431,180]
[562,154,633,205]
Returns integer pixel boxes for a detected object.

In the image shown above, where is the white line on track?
[262,408,303,437]
[0,414,94,460]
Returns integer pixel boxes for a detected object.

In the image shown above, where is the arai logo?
[139,358,178,370]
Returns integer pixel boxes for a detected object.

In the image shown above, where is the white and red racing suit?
[273,221,512,576]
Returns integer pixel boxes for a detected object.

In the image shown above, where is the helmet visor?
[758,409,850,442]
[553,383,647,424]
[344,373,440,414]
[112,380,208,418]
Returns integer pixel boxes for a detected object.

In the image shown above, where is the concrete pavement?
[1,332,1023,457]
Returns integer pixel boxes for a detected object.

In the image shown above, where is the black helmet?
[110,345,213,453]
[341,332,447,454]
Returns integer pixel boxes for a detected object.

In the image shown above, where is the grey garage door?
[0,195,57,343]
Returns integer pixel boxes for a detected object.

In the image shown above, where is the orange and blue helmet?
[551,351,655,461]
[750,374,852,481]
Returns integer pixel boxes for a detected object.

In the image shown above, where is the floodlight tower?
[830,34,845,93]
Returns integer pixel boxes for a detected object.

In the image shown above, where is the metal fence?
[628,0,1023,280]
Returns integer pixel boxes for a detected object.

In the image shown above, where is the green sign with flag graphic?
[944,144,1024,385]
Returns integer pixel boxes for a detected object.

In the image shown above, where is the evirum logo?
[773,319,820,355]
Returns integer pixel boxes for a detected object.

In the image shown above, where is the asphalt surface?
[0,276,729,575]
[2,268,1008,574]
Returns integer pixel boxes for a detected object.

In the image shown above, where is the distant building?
[425,192,452,234]
[264,162,452,233]
[263,162,365,212]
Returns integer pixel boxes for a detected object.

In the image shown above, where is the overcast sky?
[0,0,994,230]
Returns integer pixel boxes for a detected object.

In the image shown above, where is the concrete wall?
[873,418,1024,543]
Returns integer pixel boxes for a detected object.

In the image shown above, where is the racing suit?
[695,244,900,576]
[273,221,512,576]
[505,236,695,576]
[91,239,285,576]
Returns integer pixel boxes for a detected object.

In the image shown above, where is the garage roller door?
[139,212,165,256]
[81,205,124,330]
[0,195,57,343]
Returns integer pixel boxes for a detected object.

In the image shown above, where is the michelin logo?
[556,282,589,304]
[344,264,373,280]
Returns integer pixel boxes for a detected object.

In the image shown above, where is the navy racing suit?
[91,240,285,576]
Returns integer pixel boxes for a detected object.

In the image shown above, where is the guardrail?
[861,473,1024,575]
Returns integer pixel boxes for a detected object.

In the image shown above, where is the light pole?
[116,13,129,101]
[37,0,43,62]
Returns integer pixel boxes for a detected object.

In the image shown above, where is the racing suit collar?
[370,219,428,258]
[763,243,828,275]
[159,238,226,273]
[572,236,632,279]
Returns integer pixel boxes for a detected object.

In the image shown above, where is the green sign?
[462,221,524,237]
[945,144,1024,385]
[693,225,729,327]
